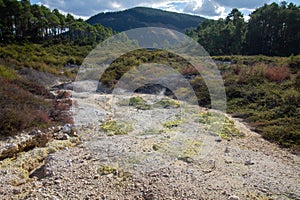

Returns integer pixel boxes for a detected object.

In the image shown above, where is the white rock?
[228,195,240,200]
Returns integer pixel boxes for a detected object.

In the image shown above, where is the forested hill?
[86,7,205,32]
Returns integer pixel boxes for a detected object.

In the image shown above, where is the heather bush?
[0,75,73,136]
[265,65,290,83]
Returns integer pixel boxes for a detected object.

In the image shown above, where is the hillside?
[86,7,205,32]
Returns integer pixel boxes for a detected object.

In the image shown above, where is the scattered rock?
[54,126,62,133]
[228,195,240,200]
[0,143,18,159]
[225,160,232,164]
[0,93,299,200]
[62,134,69,140]
[12,189,20,195]
[215,136,222,142]
[178,156,194,163]
[244,160,255,166]
[62,124,72,134]
[224,147,230,153]
[52,81,73,90]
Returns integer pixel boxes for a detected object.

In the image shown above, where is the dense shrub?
[295,71,300,91]
[219,60,299,150]
[0,65,18,80]
[0,44,91,78]
[0,75,73,136]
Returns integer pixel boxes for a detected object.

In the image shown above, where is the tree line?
[186,2,300,56]
[1,1,299,56]
[0,0,113,45]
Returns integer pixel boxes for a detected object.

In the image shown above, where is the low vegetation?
[97,165,117,175]
[101,50,299,150]
[153,99,180,108]
[129,96,152,110]
[162,119,182,129]
[0,44,92,78]
[198,111,243,139]
[0,73,73,136]
[0,139,74,185]
[100,120,132,136]
[216,58,300,150]
[142,129,165,136]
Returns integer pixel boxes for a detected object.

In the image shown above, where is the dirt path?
[0,93,299,199]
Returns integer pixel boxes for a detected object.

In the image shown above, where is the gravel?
[0,93,299,200]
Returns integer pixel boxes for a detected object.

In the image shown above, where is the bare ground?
[0,93,299,200]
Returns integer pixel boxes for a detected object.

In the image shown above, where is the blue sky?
[30,0,300,19]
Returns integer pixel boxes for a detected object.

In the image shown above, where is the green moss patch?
[182,139,202,157]
[152,144,160,151]
[97,165,117,175]
[141,129,165,135]
[119,96,152,110]
[198,111,244,139]
[162,119,182,129]
[101,120,132,136]
[129,96,146,106]
[153,98,180,108]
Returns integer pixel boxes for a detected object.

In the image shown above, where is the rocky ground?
[0,93,299,200]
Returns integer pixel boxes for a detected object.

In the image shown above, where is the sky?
[30,0,300,20]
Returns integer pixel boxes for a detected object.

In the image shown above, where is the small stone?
[228,195,240,200]
[106,174,113,178]
[224,147,230,153]
[178,156,193,163]
[5,143,18,152]
[215,136,222,142]
[62,134,69,140]
[225,160,232,164]
[162,174,169,177]
[62,124,72,134]
[94,175,99,179]
[13,189,20,195]
[244,160,254,166]
[54,126,62,133]
[29,130,38,135]
[261,188,267,193]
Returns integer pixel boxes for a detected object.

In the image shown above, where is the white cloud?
[40,0,179,17]
[183,0,226,17]
[37,0,298,20]
[214,0,271,9]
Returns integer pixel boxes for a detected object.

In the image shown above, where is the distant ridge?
[86,7,205,32]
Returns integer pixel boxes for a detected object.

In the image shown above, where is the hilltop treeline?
[186,2,300,56]
[0,0,113,45]
[87,7,205,32]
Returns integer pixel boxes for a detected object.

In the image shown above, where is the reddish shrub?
[181,65,198,75]
[0,76,73,136]
[56,90,71,99]
[265,65,290,83]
